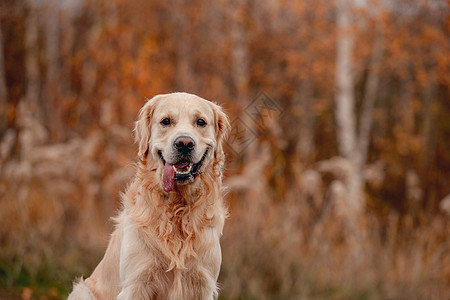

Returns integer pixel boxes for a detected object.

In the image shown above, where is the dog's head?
[134,93,230,193]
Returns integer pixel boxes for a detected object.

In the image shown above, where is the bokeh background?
[0,0,449,299]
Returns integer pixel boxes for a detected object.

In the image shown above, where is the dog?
[68,92,230,300]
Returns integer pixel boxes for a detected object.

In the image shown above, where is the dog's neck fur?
[120,159,225,271]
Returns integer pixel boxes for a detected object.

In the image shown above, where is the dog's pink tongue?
[162,163,175,192]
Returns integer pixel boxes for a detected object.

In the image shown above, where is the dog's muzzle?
[159,136,208,193]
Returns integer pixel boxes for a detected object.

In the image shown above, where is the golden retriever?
[68,92,230,300]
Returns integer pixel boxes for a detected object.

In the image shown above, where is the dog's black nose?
[174,136,195,154]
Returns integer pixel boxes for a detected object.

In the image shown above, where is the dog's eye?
[196,118,207,127]
[161,118,171,126]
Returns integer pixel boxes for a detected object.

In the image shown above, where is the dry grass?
[219,147,449,300]
[0,121,134,298]
[220,199,449,300]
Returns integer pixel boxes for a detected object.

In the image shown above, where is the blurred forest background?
[0,0,449,299]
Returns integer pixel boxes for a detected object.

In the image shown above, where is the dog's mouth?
[158,150,208,193]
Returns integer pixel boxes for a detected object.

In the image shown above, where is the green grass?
[0,248,97,300]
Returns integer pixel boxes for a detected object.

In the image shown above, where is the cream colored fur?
[68,93,230,300]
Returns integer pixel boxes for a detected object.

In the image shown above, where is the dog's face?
[134,93,230,193]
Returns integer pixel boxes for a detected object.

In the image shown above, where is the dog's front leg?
[118,220,155,300]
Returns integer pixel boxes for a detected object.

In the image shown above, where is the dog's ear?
[134,98,157,161]
[212,103,231,176]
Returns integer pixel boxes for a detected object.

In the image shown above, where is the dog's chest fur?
[123,174,225,271]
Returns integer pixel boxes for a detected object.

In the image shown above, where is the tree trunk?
[59,11,75,101]
[44,0,63,141]
[358,28,384,171]
[25,9,40,107]
[174,1,197,92]
[228,0,257,158]
[230,0,249,102]
[0,21,8,133]
[79,27,99,132]
[421,71,438,212]
[335,0,363,213]
[296,80,315,161]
